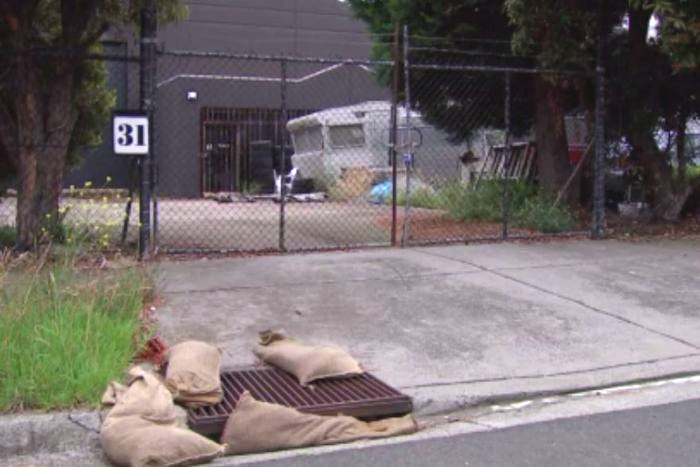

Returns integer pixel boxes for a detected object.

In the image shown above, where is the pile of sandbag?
[164,340,224,408]
[100,333,417,466]
[100,366,224,467]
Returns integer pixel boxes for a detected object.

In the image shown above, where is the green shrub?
[444,181,502,222]
[393,186,442,209]
[440,180,573,233]
[514,196,574,233]
[377,177,576,234]
[441,180,536,223]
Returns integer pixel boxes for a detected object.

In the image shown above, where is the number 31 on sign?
[113,112,149,155]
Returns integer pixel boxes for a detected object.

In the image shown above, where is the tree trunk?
[15,146,68,250]
[629,129,691,222]
[534,77,574,202]
[10,71,76,250]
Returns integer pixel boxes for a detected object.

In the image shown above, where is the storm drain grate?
[187,367,413,435]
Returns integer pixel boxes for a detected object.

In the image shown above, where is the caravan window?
[329,124,365,148]
[293,126,323,153]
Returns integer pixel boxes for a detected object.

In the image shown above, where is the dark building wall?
[156,63,388,198]
[160,0,372,58]
[64,42,135,189]
[70,0,385,196]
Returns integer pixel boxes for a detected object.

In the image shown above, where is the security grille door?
[202,123,239,194]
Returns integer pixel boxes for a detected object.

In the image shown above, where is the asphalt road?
[228,398,700,467]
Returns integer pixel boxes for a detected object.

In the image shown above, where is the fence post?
[502,71,512,239]
[139,0,157,260]
[278,59,288,251]
[592,25,606,239]
[390,24,401,246]
[401,25,413,247]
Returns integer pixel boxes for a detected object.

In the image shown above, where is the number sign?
[113,113,149,155]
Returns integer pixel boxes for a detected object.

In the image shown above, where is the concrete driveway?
[155,238,700,414]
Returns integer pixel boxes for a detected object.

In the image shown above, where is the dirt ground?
[3,196,696,252]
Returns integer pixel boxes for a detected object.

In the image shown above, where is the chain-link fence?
[151,45,594,253]
[401,55,594,246]
[154,51,397,253]
[0,35,603,255]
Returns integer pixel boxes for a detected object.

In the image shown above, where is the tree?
[348,0,585,203]
[351,0,700,218]
[0,0,184,250]
[624,0,700,219]
[507,0,700,220]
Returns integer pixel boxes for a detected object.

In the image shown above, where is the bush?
[441,180,537,223]
[379,177,576,234]
[393,186,442,209]
[440,180,574,233]
[514,196,574,233]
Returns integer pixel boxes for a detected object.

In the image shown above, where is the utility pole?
[592,2,606,239]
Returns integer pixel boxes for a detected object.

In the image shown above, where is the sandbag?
[100,366,224,467]
[105,367,177,423]
[254,330,363,386]
[101,381,127,406]
[164,340,223,408]
[101,416,223,467]
[220,392,417,455]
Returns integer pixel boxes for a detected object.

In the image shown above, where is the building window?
[293,126,323,153]
[329,124,365,148]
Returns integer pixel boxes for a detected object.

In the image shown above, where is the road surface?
[222,398,700,467]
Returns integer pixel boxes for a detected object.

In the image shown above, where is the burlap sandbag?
[254,330,363,386]
[100,366,224,467]
[101,381,128,406]
[221,392,417,455]
[104,367,177,423]
[164,340,223,408]
[101,416,224,467]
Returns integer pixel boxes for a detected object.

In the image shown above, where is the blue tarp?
[369,181,393,204]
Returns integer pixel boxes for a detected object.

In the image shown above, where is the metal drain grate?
[187,367,413,435]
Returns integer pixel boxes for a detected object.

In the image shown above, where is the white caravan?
[286,101,474,187]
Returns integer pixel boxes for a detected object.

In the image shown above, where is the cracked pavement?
[154,238,700,414]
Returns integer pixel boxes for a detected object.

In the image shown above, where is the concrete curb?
[406,354,700,415]
[0,410,106,465]
[3,356,700,465]
[0,406,190,466]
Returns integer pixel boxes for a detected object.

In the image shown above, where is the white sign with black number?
[113,114,149,155]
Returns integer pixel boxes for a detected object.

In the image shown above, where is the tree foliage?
[635,0,700,69]
[348,0,533,140]
[348,0,580,201]
[0,0,184,249]
[351,0,700,218]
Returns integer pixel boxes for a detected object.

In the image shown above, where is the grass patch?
[0,256,150,411]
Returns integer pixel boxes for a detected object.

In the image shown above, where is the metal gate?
[201,123,239,195]
[152,42,599,254]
